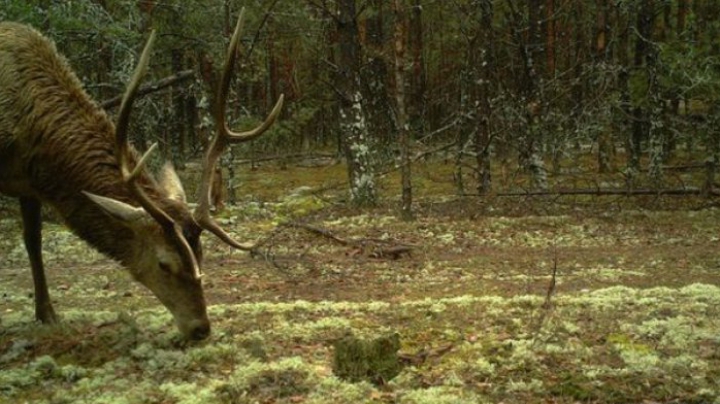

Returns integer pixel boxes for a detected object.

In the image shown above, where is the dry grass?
[1,158,719,403]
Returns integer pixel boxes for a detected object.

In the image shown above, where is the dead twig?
[483,187,719,197]
[101,70,195,109]
[250,220,415,278]
[543,250,558,310]
[273,221,415,260]
[398,343,455,367]
[531,248,558,346]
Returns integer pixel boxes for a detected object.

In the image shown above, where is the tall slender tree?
[336,0,378,206]
[408,0,426,138]
[508,0,548,190]
[362,0,395,152]
[475,0,495,194]
[628,0,657,185]
[393,0,412,220]
[596,0,614,173]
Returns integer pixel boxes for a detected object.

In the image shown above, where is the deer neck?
[33,134,150,267]
[61,197,136,266]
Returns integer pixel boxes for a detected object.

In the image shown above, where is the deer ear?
[157,162,187,203]
[83,191,148,222]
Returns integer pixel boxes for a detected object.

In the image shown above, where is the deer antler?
[194,8,284,250]
[115,31,202,279]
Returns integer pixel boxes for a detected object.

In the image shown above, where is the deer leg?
[19,197,58,324]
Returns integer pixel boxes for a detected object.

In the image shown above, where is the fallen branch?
[398,343,455,367]
[282,221,350,245]
[480,187,719,197]
[234,152,338,166]
[251,221,415,275]
[281,221,414,259]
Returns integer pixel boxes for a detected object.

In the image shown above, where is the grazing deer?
[0,9,283,340]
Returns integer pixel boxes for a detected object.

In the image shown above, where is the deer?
[0,9,283,340]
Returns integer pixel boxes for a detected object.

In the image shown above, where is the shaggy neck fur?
[0,22,185,268]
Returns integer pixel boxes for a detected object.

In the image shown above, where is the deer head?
[83,8,283,340]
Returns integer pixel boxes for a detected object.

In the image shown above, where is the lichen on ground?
[1,174,720,403]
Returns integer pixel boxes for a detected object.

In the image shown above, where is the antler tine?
[114,30,174,227]
[194,8,284,251]
[113,30,201,279]
[116,30,155,166]
[216,8,285,142]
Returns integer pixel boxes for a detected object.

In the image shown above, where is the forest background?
[3,0,718,214]
[3,2,720,403]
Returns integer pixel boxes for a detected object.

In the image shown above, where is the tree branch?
[101,69,195,109]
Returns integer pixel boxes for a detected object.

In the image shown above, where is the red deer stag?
[0,9,283,340]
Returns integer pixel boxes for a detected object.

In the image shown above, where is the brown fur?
[0,22,209,339]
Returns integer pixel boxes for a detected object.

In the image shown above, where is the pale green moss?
[160,380,220,404]
[305,377,375,404]
[187,342,244,365]
[213,356,313,403]
[580,266,647,280]
[506,339,539,369]
[472,357,496,377]
[0,355,90,397]
[505,378,544,393]
[275,193,328,218]
[400,386,487,404]
[664,354,710,378]
[618,349,661,374]
[540,341,592,359]
[272,315,354,341]
[2,278,720,403]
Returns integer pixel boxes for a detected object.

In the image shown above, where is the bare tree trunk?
[511,0,548,190]
[393,0,412,220]
[223,0,238,205]
[570,0,585,151]
[628,0,656,185]
[646,1,663,187]
[476,0,494,194]
[363,0,395,154]
[616,4,632,181]
[408,0,426,138]
[171,49,187,168]
[319,0,340,153]
[545,0,556,78]
[666,0,688,156]
[337,0,378,207]
[596,0,614,173]
[704,100,720,197]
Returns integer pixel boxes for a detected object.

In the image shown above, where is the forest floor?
[1,160,720,403]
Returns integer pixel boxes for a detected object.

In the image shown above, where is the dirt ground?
[1,170,720,403]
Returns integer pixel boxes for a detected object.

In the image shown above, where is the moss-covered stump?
[332,332,402,385]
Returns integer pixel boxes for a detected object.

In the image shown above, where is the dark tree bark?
[509,0,548,190]
[170,49,188,168]
[666,0,689,156]
[362,0,395,152]
[545,0,556,78]
[408,0,426,138]
[616,3,632,173]
[475,0,494,194]
[596,0,614,173]
[570,0,585,150]
[393,0,413,220]
[629,0,657,185]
